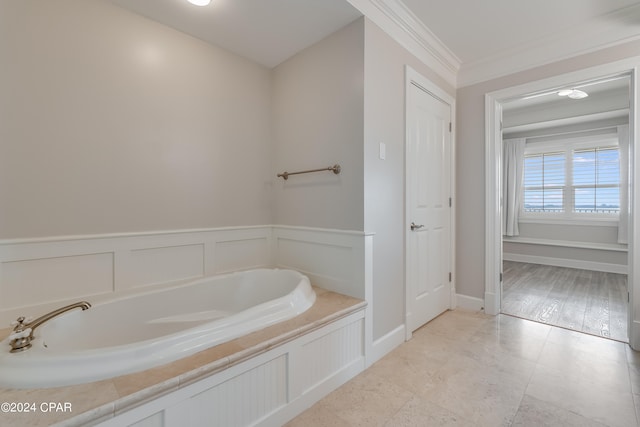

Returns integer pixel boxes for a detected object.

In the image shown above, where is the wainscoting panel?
[0,226,369,328]
[272,226,368,300]
[0,252,114,309]
[129,244,204,289]
[276,238,353,281]
[212,237,271,274]
[0,227,274,324]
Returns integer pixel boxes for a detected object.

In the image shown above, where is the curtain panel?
[503,138,526,236]
[618,124,629,244]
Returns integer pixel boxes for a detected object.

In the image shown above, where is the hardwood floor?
[502,261,628,342]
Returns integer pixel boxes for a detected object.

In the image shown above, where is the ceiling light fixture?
[187,0,211,6]
[558,89,588,99]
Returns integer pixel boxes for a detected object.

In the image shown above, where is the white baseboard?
[369,324,405,365]
[504,252,627,274]
[456,294,484,311]
[484,291,499,316]
[630,320,640,351]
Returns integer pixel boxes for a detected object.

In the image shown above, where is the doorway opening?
[484,60,640,348]
[500,76,630,341]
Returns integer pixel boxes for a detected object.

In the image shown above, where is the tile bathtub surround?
[288,310,640,427]
[0,287,365,427]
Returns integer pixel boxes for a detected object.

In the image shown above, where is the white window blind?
[521,136,620,218]
[572,147,620,213]
[523,152,565,212]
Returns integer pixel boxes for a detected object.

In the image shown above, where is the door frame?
[405,65,456,340]
[484,57,640,349]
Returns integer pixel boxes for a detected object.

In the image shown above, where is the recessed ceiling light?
[187,0,211,6]
[568,89,588,99]
[557,89,588,99]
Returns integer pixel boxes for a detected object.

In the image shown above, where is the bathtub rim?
[0,268,315,389]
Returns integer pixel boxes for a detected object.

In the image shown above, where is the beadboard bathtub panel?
[130,412,164,427]
[299,317,364,394]
[179,355,288,427]
[96,309,366,427]
[0,252,114,309]
[272,226,368,300]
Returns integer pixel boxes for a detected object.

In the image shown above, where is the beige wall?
[456,39,640,299]
[0,0,273,238]
[364,19,454,340]
[272,19,365,231]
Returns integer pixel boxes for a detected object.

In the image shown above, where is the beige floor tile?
[512,395,608,427]
[284,401,351,427]
[526,363,637,427]
[481,313,553,342]
[291,311,640,427]
[419,310,491,341]
[536,339,631,393]
[317,369,414,427]
[627,345,640,366]
[383,396,476,427]
[546,326,628,364]
[405,329,467,363]
[460,335,539,382]
[367,345,444,396]
[472,316,551,364]
[419,354,529,426]
[630,364,640,395]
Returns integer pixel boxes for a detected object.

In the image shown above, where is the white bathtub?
[0,269,315,389]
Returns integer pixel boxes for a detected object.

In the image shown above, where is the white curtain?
[503,138,526,236]
[618,124,629,244]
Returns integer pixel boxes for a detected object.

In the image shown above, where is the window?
[521,135,620,220]
[573,147,620,213]
[523,152,565,212]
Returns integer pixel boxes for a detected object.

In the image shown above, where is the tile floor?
[287,310,640,427]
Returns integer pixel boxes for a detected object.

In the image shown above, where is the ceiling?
[108,0,640,85]
[108,0,362,68]
[402,0,640,64]
[502,76,631,136]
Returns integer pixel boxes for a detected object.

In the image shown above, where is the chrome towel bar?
[277,164,341,180]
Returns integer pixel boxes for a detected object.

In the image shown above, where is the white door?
[406,81,452,334]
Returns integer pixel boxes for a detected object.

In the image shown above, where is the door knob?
[410,222,424,231]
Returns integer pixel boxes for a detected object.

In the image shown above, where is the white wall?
[516,222,620,244]
[363,19,454,340]
[0,0,273,239]
[272,19,365,231]
[457,39,640,299]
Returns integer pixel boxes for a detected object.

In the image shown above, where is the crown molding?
[349,1,640,88]
[457,3,640,87]
[347,0,460,87]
